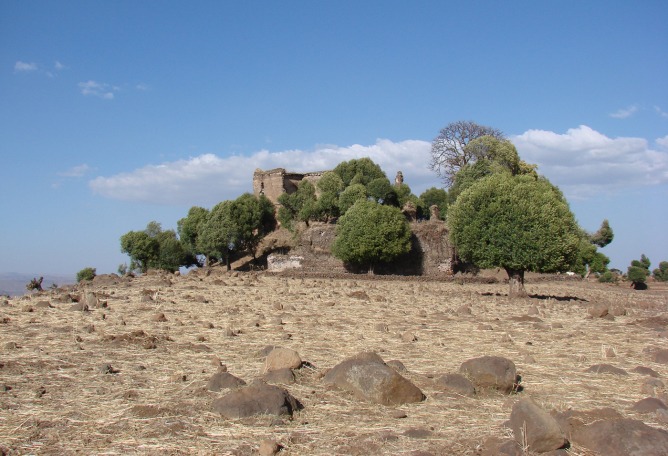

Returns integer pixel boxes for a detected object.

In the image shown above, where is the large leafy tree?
[197,201,237,270]
[229,193,276,259]
[314,172,344,221]
[121,222,196,273]
[332,200,411,274]
[653,261,668,282]
[628,254,651,289]
[177,206,209,257]
[448,173,581,297]
[333,157,388,187]
[420,187,448,220]
[277,180,317,230]
[338,183,368,214]
[429,121,505,187]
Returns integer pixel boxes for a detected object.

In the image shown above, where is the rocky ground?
[1,269,667,455]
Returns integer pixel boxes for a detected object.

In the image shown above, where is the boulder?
[509,398,568,453]
[630,397,667,414]
[207,372,246,392]
[265,347,302,372]
[323,352,425,405]
[585,364,628,376]
[459,356,517,393]
[263,368,296,385]
[211,381,302,419]
[434,373,475,397]
[652,349,668,364]
[572,418,668,455]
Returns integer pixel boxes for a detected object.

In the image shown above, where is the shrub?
[76,267,97,282]
[598,271,617,283]
[627,254,651,289]
[653,261,668,282]
[26,276,43,292]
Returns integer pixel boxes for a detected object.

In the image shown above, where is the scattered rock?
[585,364,628,376]
[151,313,168,322]
[99,364,119,374]
[265,347,302,372]
[323,352,425,405]
[652,349,668,364]
[403,428,433,439]
[259,439,282,456]
[572,418,668,455]
[434,373,476,397]
[401,331,418,342]
[552,407,623,439]
[508,398,568,453]
[207,371,246,392]
[588,303,609,318]
[4,342,19,350]
[34,300,52,308]
[456,304,472,315]
[481,436,522,456]
[22,305,34,312]
[631,397,668,414]
[459,356,518,393]
[69,303,89,312]
[386,360,407,372]
[263,368,296,385]
[211,381,303,419]
[632,366,660,377]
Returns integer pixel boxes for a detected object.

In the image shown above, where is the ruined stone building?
[252,168,327,205]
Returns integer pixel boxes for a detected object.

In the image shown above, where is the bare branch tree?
[429,120,505,187]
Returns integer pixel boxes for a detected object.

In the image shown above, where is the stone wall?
[265,221,455,276]
[253,168,328,205]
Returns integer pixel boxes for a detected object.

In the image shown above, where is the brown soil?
[1,270,667,455]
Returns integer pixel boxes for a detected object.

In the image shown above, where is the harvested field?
[1,270,667,455]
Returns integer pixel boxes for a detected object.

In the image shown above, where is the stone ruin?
[253,168,327,206]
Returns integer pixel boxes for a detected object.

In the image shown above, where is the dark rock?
[323,351,425,405]
[572,418,668,455]
[211,381,302,419]
[588,303,609,318]
[481,436,522,456]
[551,408,623,440]
[585,364,628,375]
[263,368,296,385]
[652,349,668,364]
[207,372,246,392]
[509,398,568,453]
[34,300,52,308]
[386,360,407,372]
[434,373,475,397]
[459,356,517,393]
[631,397,667,414]
[403,427,432,439]
[632,366,660,377]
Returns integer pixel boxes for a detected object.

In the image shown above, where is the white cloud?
[511,125,668,198]
[655,106,668,119]
[54,61,65,71]
[656,135,668,149]
[78,80,116,99]
[89,139,434,206]
[609,105,639,119]
[58,164,92,178]
[14,61,37,72]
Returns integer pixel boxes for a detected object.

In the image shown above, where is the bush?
[653,261,668,282]
[598,271,617,283]
[627,254,650,289]
[26,276,43,292]
[76,267,97,282]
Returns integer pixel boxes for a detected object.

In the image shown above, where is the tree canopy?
[331,200,411,274]
[628,255,651,289]
[333,157,388,188]
[121,222,196,273]
[448,173,581,297]
[429,120,505,187]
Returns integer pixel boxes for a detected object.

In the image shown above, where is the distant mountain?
[0,272,75,297]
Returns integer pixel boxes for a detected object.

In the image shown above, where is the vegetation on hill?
[627,254,651,289]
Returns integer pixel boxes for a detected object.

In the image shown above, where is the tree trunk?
[505,268,527,298]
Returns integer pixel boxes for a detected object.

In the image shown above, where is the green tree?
[333,157,387,187]
[76,267,96,282]
[628,255,651,289]
[177,206,209,256]
[338,183,368,214]
[590,219,614,247]
[448,173,581,297]
[367,178,398,206]
[653,261,668,282]
[429,120,505,187]
[315,172,344,221]
[121,222,195,273]
[229,193,276,259]
[277,180,317,230]
[331,200,411,274]
[419,187,448,220]
[197,201,237,270]
[120,229,159,273]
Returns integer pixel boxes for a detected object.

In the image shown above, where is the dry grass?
[1,271,667,455]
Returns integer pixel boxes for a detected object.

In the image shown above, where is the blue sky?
[1,1,667,277]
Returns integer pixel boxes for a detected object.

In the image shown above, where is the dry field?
[1,270,667,455]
